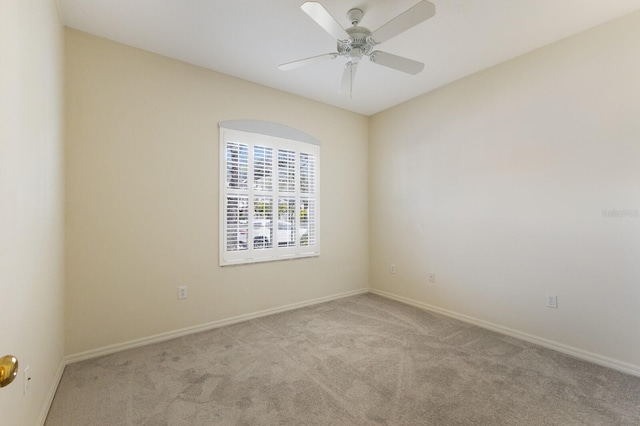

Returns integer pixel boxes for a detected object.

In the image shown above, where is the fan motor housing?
[338,26,373,57]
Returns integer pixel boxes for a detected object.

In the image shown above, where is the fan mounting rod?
[346,8,364,26]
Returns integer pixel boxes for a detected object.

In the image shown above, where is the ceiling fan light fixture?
[350,48,363,63]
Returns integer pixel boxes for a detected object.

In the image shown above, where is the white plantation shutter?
[300,152,317,247]
[219,122,320,265]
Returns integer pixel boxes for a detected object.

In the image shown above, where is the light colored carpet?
[46,294,640,425]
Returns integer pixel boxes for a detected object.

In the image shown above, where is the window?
[219,121,320,265]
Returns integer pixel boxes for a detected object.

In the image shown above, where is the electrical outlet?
[428,273,436,283]
[178,286,188,300]
[23,365,31,395]
[546,294,558,309]
[390,264,396,274]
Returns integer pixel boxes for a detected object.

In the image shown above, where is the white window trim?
[219,121,320,266]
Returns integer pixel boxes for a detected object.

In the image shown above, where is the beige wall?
[0,0,66,424]
[370,11,640,370]
[64,30,369,356]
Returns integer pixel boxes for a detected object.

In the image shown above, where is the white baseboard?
[64,286,640,377]
[38,359,66,425]
[65,288,369,365]
[370,288,640,378]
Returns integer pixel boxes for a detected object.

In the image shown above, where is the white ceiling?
[57,0,640,116]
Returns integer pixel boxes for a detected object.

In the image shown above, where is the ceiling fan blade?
[278,53,338,71]
[301,2,350,41]
[369,1,435,44]
[339,62,358,97]
[370,51,424,75]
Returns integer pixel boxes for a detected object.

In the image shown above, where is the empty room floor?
[46,294,640,425]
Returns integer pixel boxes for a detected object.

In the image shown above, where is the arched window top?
[219,120,320,146]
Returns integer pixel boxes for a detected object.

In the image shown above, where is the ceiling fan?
[279,1,436,97]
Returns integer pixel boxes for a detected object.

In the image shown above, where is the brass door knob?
[0,355,18,388]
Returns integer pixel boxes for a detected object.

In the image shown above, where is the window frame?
[219,121,320,266]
